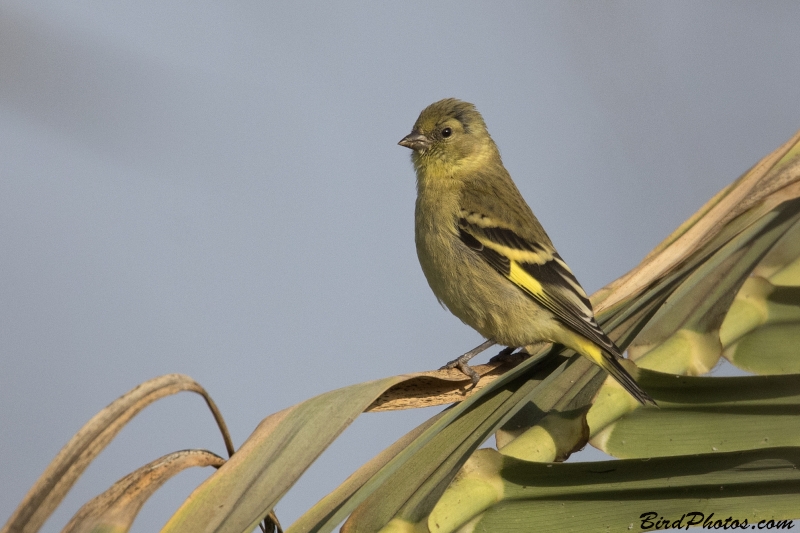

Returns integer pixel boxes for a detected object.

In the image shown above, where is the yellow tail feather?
[571,336,657,406]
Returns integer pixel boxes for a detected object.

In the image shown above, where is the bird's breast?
[413,182,559,345]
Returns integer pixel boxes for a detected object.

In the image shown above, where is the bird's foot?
[440,339,496,389]
[442,355,481,388]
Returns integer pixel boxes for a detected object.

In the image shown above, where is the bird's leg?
[442,339,497,387]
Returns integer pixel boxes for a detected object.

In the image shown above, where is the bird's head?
[399,98,497,176]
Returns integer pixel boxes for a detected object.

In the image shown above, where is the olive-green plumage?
[399,98,655,406]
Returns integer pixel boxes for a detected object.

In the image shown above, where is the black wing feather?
[458,219,619,354]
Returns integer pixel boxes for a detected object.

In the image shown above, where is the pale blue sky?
[2,2,800,531]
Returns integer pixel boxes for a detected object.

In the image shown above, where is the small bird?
[399,98,655,405]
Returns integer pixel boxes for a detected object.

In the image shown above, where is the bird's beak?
[398,131,431,151]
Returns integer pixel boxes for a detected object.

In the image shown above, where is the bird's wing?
[457,215,618,354]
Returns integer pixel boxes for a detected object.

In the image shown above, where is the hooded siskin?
[399,98,655,405]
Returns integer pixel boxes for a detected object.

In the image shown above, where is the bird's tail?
[562,331,657,405]
[599,353,657,406]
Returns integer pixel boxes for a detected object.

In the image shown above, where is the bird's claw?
[442,356,481,389]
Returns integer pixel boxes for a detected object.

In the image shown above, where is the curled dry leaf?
[366,351,533,412]
[1,374,233,533]
[61,449,225,533]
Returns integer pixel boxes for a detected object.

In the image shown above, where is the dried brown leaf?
[366,352,531,412]
[61,450,225,533]
[2,374,232,533]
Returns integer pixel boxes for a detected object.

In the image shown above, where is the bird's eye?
[441,127,452,138]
